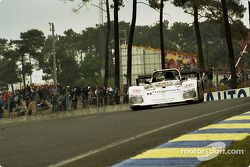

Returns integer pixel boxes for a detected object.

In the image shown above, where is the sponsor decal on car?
[146,88,182,96]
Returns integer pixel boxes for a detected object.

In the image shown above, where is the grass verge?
[199,136,250,167]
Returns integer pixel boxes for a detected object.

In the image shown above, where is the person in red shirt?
[0,95,3,119]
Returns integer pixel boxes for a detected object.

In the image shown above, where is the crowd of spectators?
[0,84,128,119]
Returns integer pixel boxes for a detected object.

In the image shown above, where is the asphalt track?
[0,97,250,167]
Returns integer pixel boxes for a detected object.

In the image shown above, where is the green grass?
[199,136,250,167]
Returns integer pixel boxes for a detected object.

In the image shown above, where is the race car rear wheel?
[131,106,151,111]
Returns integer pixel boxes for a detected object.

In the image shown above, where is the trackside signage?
[204,87,250,102]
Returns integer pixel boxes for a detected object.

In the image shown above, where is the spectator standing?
[207,68,213,92]
[66,86,71,111]
[71,89,78,110]
[81,87,88,109]
[114,87,120,104]
[107,87,114,105]
[99,86,106,106]
[95,86,99,107]
[58,93,64,111]
[51,85,58,96]
[88,88,94,106]
[8,94,15,117]
[2,92,8,111]
[0,95,3,119]
[24,89,31,109]
[27,99,35,116]
[123,85,128,104]
[51,95,58,112]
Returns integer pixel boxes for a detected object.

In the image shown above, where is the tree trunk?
[193,0,205,70]
[21,54,26,87]
[113,0,120,89]
[221,0,237,89]
[11,83,14,93]
[104,0,111,88]
[127,0,137,86]
[160,0,165,69]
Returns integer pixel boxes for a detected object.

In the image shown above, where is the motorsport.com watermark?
[180,142,245,161]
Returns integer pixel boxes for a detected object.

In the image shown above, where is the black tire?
[131,106,151,111]
[131,106,141,111]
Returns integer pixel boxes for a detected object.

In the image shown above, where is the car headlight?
[129,96,144,104]
[183,91,196,99]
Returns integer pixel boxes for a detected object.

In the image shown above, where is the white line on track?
[0,115,97,125]
[49,103,250,167]
[0,121,12,125]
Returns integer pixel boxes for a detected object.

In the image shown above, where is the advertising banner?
[165,51,197,70]
[204,87,250,102]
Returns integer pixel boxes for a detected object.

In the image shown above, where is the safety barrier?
[204,87,250,102]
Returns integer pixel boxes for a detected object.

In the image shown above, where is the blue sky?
[1,0,248,40]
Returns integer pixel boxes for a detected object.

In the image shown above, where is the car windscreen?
[152,70,180,82]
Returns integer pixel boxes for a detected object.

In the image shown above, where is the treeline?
[1,0,249,89]
[0,19,248,88]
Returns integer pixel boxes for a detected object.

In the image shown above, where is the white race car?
[128,69,204,110]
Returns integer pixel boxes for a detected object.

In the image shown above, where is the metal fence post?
[96,90,99,113]
[66,86,69,111]
[216,68,219,91]
[35,91,39,113]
